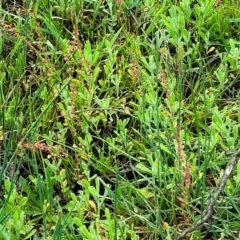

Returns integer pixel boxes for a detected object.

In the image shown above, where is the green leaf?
[136,163,152,174]
[88,186,98,199]
[160,143,172,155]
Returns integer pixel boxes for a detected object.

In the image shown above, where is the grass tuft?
[1,0,240,239]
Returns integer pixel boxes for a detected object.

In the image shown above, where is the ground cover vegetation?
[1,0,240,239]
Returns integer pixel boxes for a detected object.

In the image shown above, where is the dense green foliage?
[1,0,240,239]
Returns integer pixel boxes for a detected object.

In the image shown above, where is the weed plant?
[1,0,240,239]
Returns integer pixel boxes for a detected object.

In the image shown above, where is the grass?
[1,0,240,239]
